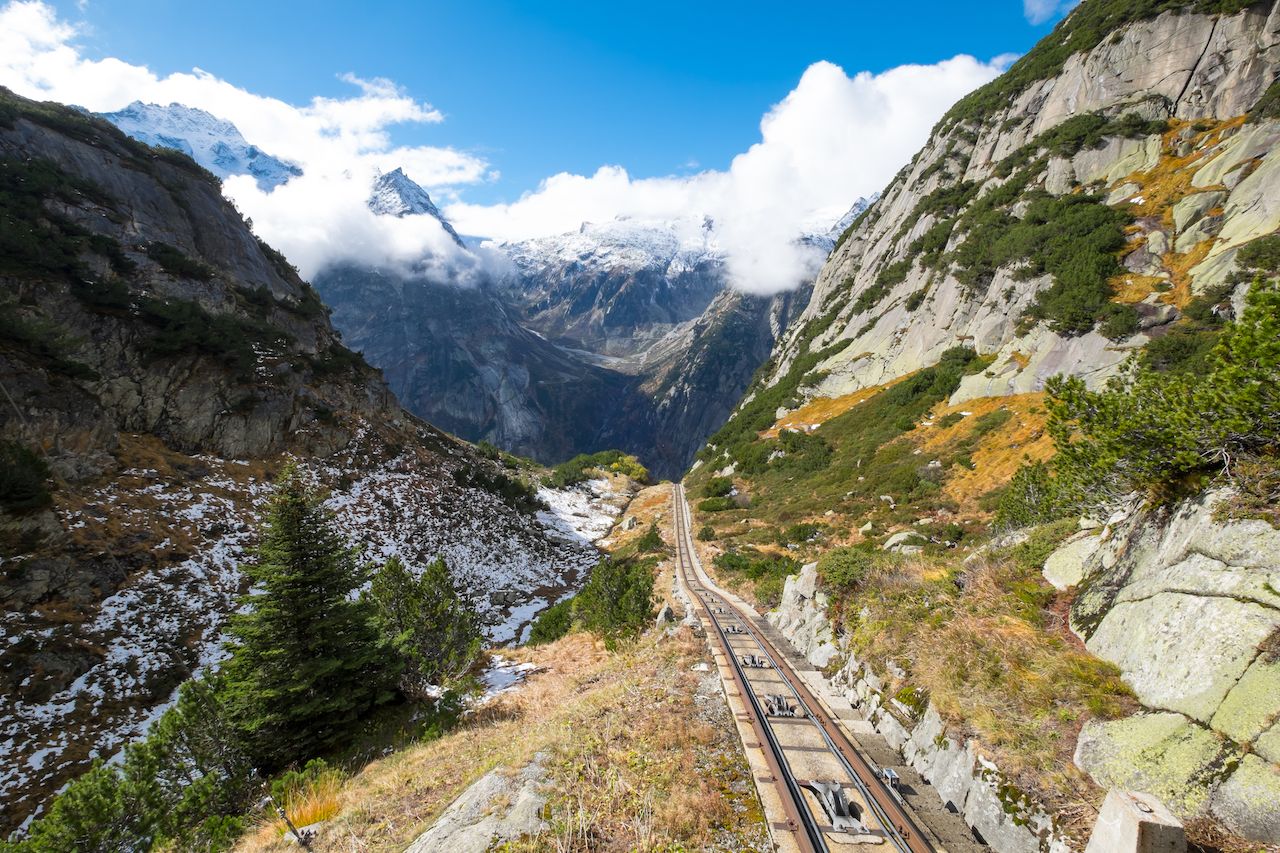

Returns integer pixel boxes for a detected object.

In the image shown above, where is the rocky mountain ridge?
[761,0,1279,410]
[689,0,1280,847]
[0,88,603,833]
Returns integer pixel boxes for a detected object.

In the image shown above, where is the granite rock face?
[1045,490,1280,843]
[758,3,1280,416]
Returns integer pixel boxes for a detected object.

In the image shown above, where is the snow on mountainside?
[368,167,465,245]
[494,215,724,277]
[99,101,301,191]
[825,193,879,238]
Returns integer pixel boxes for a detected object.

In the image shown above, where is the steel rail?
[673,489,828,852]
[673,484,933,853]
[673,486,828,852]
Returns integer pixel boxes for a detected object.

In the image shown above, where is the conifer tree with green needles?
[221,466,393,770]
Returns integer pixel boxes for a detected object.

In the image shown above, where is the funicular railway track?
[672,484,934,853]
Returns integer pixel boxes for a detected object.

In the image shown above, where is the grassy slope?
[235,484,768,853]
[684,362,1138,837]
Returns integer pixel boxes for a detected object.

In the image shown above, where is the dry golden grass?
[841,544,1138,840]
[1109,272,1166,304]
[1112,116,1243,309]
[246,769,345,845]
[235,630,766,853]
[913,393,1054,512]
[762,376,907,438]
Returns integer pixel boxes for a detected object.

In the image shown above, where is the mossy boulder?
[1074,712,1233,816]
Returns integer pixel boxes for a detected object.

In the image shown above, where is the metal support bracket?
[799,780,868,834]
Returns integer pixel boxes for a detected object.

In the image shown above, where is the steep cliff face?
[312,265,643,464]
[313,212,805,479]
[760,1,1279,412]
[0,89,597,831]
[496,218,729,361]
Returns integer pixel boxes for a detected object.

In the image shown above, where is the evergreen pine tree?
[221,466,392,770]
[368,556,481,700]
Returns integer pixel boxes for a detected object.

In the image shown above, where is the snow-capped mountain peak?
[826,193,881,238]
[99,101,301,191]
[368,167,464,246]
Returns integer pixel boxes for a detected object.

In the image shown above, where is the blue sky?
[44,0,1069,204]
[3,0,1076,291]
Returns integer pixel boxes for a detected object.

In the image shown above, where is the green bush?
[145,242,214,281]
[773,429,832,474]
[951,191,1130,335]
[816,546,883,592]
[454,465,544,515]
[547,450,649,488]
[0,441,51,513]
[575,558,656,649]
[778,522,825,546]
[369,556,482,700]
[713,549,800,607]
[137,296,292,380]
[528,598,574,645]
[1005,275,1280,518]
[703,476,734,498]
[698,496,737,512]
[635,523,664,552]
[697,524,717,541]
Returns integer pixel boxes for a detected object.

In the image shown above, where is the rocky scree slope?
[0,89,599,833]
[755,0,1280,416]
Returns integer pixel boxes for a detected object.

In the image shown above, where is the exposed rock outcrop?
[1048,491,1280,843]
[759,2,1280,415]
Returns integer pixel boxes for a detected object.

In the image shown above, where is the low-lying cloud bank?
[0,0,1008,293]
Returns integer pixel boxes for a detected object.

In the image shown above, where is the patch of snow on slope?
[536,478,623,545]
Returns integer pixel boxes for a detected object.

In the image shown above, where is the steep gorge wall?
[762,2,1280,413]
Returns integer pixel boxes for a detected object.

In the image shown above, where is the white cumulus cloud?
[0,0,485,277]
[448,57,1009,292]
[0,0,1010,292]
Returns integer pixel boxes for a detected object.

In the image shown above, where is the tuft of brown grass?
[247,769,345,846]
[236,630,766,852]
[1109,272,1166,304]
[837,536,1138,835]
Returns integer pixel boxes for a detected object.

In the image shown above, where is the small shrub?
[702,476,734,498]
[547,450,649,488]
[698,497,736,512]
[635,523,664,553]
[816,546,882,592]
[697,524,717,541]
[575,558,656,649]
[528,598,575,645]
